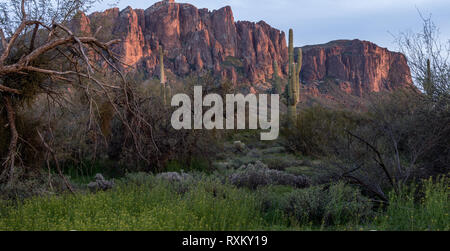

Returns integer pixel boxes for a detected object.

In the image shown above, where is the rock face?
[300,40,413,96]
[71,0,288,84]
[70,1,413,99]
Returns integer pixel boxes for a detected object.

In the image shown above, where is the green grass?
[0,179,271,231]
[0,175,448,231]
[375,176,449,231]
[165,158,211,173]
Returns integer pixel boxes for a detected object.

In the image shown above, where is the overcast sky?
[92,0,450,51]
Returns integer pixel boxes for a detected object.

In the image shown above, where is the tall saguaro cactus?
[272,60,282,94]
[286,29,302,125]
[159,45,171,105]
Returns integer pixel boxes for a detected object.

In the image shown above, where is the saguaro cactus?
[272,60,282,94]
[159,45,169,105]
[295,47,302,102]
[286,29,302,125]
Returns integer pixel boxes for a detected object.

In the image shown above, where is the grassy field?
[0,175,448,231]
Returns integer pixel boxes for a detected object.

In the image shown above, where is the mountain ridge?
[70,0,413,102]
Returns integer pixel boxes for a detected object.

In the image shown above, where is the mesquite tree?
[0,0,133,186]
[395,12,449,102]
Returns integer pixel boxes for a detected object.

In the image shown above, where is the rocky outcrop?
[70,1,413,99]
[71,0,288,84]
[300,40,413,96]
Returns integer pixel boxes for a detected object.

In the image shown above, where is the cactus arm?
[296,48,302,76]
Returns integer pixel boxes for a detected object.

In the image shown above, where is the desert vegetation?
[0,0,448,231]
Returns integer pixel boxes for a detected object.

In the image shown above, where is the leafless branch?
[346,130,395,188]
[37,130,74,194]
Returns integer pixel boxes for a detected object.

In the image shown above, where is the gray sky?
[92,0,450,51]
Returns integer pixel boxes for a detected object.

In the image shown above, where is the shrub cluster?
[229,161,310,189]
[259,182,373,226]
[282,105,364,156]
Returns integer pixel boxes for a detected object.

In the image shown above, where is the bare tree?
[395,11,450,101]
[0,0,128,185]
[394,12,450,173]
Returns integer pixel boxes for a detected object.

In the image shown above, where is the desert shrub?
[110,78,223,173]
[165,158,211,173]
[283,90,449,200]
[376,176,449,231]
[262,155,302,171]
[259,182,373,226]
[226,130,264,150]
[282,105,365,156]
[412,99,450,176]
[120,172,222,196]
[120,172,156,186]
[367,90,449,177]
[257,185,296,226]
[0,171,74,201]
[261,146,286,155]
[229,161,310,189]
[228,156,259,169]
[331,90,450,201]
[60,159,125,185]
[29,91,116,173]
[0,104,45,172]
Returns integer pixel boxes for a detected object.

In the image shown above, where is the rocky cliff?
[300,40,413,97]
[71,0,288,85]
[70,0,413,99]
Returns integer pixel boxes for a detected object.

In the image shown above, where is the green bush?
[282,105,364,156]
[259,182,373,227]
[257,185,296,227]
[166,158,211,173]
[376,176,449,231]
[60,159,125,185]
[262,154,301,171]
[120,172,156,187]
[0,171,72,201]
[229,161,310,189]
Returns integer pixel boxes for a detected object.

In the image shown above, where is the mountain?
[300,40,413,97]
[70,0,288,86]
[70,0,413,103]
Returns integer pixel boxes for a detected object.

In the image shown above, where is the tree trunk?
[3,95,18,183]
